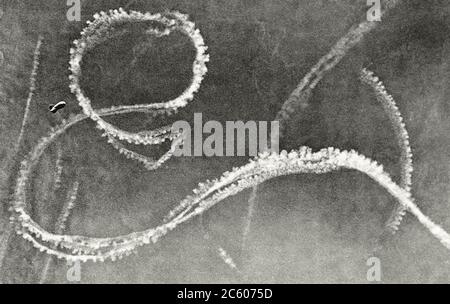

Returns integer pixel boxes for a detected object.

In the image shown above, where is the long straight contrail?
[0,35,43,278]
[15,35,43,152]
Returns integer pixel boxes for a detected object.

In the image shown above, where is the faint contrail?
[39,180,79,284]
[242,0,403,268]
[10,3,450,271]
[15,35,43,152]
[0,35,43,279]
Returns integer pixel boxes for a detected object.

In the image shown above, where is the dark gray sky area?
[0,0,449,283]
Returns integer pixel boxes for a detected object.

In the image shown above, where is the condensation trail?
[8,5,450,272]
[39,180,79,284]
[272,0,402,144]
[0,35,43,277]
[360,68,413,233]
[241,0,403,267]
[12,145,450,261]
[15,36,43,152]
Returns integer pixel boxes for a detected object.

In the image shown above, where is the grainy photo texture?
[0,0,449,284]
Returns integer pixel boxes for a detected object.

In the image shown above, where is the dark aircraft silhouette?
[49,101,66,113]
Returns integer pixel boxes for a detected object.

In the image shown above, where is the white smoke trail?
[15,36,43,152]
[39,181,79,283]
[9,5,450,270]
[360,68,413,232]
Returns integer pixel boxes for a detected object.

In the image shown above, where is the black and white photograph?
[0,0,449,286]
